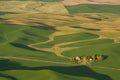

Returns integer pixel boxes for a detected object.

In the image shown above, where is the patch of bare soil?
[7,20,27,25]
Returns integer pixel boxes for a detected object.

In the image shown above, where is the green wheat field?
[0,0,120,80]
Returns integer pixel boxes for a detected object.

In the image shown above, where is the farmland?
[0,1,120,80]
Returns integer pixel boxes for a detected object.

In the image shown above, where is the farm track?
[28,26,120,57]
[0,56,71,65]
[0,56,120,71]
[23,26,120,71]
[28,26,83,57]
[28,26,108,57]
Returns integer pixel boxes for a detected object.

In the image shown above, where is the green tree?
[96,55,104,61]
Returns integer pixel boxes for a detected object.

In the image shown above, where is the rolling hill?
[65,4,120,14]
[0,1,68,15]
[0,0,120,80]
[0,1,120,15]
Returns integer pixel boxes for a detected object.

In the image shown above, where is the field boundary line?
[0,56,120,71]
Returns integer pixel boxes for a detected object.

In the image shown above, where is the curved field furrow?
[27,25,120,58]
[27,25,120,57]
[54,35,106,48]
[28,26,83,57]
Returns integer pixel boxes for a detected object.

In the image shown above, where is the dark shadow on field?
[30,22,57,31]
[85,17,102,21]
[103,55,109,60]
[0,59,18,80]
[0,18,7,20]
[71,26,100,31]
[10,43,39,51]
[0,73,17,80]
[0,59,112,80]
[0,11,17,15]
[10,43,47,53]
[116,29,120,31]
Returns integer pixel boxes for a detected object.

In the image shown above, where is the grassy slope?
[0,59,114,80]
[0,24,68,62]
[0,23,119,80]
[0,1,68,15]
[65,4,120,14]
[61,39,120,80]
[63,43,120,68]
[61,39,114,47]
[0,10,120,80]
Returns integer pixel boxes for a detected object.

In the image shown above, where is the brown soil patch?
[80,20,120,30]
[7,20,27,25]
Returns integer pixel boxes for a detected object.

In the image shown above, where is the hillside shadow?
[0,59,18,80]
[10,42,50,53]
[30,66,112,80]
[103,55,109,60]
[10,43,39,51]
[71,26,100,31]
[0,73,17,80]
[0,18,7,20]
[0,11,17,15]
[0,59,112,80]
[0,59,21,71]
[30,22,57,31]
[85,17,102,21]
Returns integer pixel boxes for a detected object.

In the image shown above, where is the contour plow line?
[54,35,107,48]
[28,26,114,57]
[28,26,83,57]
[53,36,104,57]
[28,26,118,58]
[29,26,82,46]
[51,36,104,57]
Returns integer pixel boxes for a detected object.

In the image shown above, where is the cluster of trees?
[71,54,104,64]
